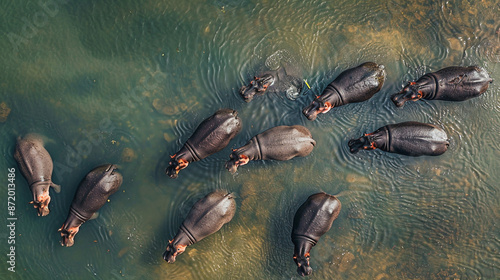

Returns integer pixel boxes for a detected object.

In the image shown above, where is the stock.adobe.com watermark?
[6,168,17,273]
[7,0,69,53]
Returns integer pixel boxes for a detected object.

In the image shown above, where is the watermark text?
[7,168,16,273]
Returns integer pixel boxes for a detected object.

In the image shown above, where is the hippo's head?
[391,82,423,107]
[302,97,333,121]
[348,135,376,153]
[239,74,275,102]
[163,240,187,263]
[225,152,250,174]
[165,157,189,179]
[294,254,313,276]
[30,183,51,216]
[58,224,80,247]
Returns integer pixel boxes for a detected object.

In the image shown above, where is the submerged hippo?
[14,134,61,216]
[239,62,304,102]
[292,192,342,276]
[391,66,493,107]
[303,62,385,121]
[166,109,242,179]
[240,74,276,102]
[163,190,236,263]
[348,121,449,156]
[59,164,122,247]
[225,125,316,173]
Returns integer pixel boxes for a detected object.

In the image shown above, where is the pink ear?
[318,102,333,114]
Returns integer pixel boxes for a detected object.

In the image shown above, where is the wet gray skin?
[348,121,449,156]
[14,134,60,216]
[291,193,341,276]
[166,109,242,178]
[303,62,385,121]
[225,125,315,174]
[59,164,122,247]
[391,66,493,107]
[163,191,236,263]
[239,74,275,102]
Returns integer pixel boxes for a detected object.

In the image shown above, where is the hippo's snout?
[58,226,78,247]
[239,85,257,102]
[163,249,176,263]
[348,137,369,154]
[165,166,179,179]
[297,265,313,277]
[391,84,422,107]
[295,257,313,276]
[302,102,320,121]
[36,203,50,217]
[60,235,74,247]
[32,190,51,216]
[391,93,407,107]
[166,158,189,179]
[239,74,275,102]
[225,159,239,174]
[163,242,186,263]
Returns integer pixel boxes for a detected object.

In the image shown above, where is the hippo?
[14,134,61,216]
[59,164,122,247]
[292,192,342,276]
[303,62,385,121]
[391,66,493,107]
[163,190,236,263]
[348,121,449,156]
[225,125,316,173]
[239,63,304,102]
[166,109,242,179]
[240,74,276,102]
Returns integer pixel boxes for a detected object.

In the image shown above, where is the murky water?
[1,0,499,279]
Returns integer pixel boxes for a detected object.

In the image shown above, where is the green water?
[1,0,499,279]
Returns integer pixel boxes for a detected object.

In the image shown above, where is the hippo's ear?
[51,183,61,193]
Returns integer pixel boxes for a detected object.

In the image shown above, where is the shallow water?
[1,0,499,279]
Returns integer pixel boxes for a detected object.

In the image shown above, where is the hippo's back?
[182,191,236,243]
[333,62,386,104]
[14,134,53,185]
[71,165,123,220]
[433,66,492,101]
[186,109,242,158]
[292,193,341,243]
[256,125,316,161]
[387,122,449,156]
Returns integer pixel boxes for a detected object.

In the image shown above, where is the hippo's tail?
[348,137,368,154]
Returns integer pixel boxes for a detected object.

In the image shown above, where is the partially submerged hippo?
[166,109,242,179]
[240,74,276,102]
[391,66,493,107]
[239,63,304,102]
[348,121,449,156]
[14,134,60,216]
[163,190,236,263]
[59,164,122,247]
[292,192,342,276]
[303,62,385,121]
[225,125,316,173]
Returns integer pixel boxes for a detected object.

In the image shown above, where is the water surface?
[0,0,499,279]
